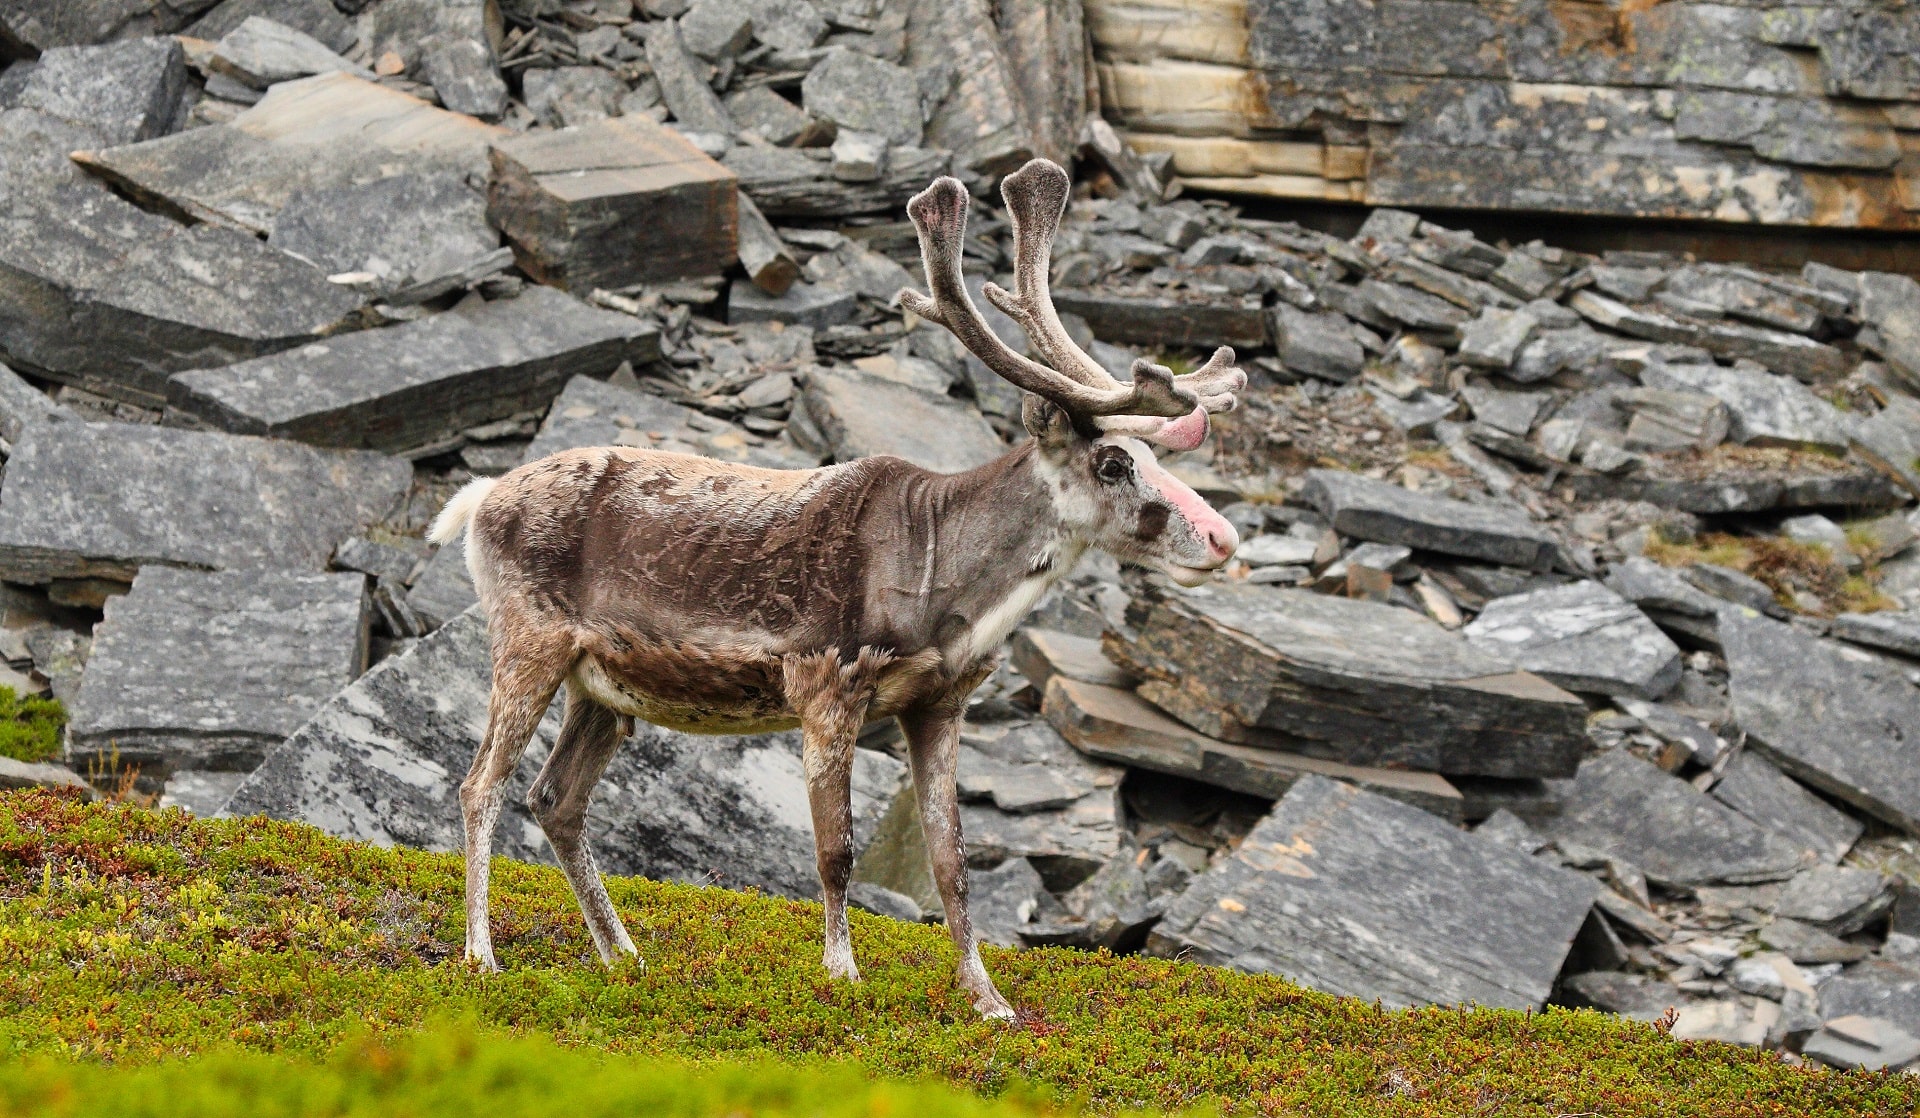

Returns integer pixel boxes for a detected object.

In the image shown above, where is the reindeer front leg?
[897,682,1015,1020]
[785,651,888,983]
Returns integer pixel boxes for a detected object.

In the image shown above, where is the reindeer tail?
[428,477,498,547]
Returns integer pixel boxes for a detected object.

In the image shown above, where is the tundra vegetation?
[0,790,1912,1116]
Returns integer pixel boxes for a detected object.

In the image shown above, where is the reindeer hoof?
[467,951,502,974]
[974,994,1016,1021]
[824,951,862,983]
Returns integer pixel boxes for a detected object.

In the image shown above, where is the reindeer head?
[897,159,1244,587]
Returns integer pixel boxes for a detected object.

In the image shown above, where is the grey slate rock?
[1270,305,1362,382]
[800,49,921,147]
[0,174,368,407]
[1464,580,1681,700]
[743,0,827,52]
[1757,917,1869,965]
[1643,361,1851,453]
[1357,278,1467,331]
[267,171,498,298]
[405,539,479,632]
[1536,750,1807,887]
[1062,846,1166,951]
[420,37,508,121]
[0,756,93,796]
[799,366,1004,474]
[1302,468,1558,569]
[170,287,660,454]
[968,857,1051,947]
[68,567,368,776]
[1459,384,1547,437]
[528,374,814,471]
[522,66,626,129]
[1710,751,1862,866]
[680,0,754,60]
[24,628,88,706]
[847,881,922,923]
[158,770,251,816]
[1150,775,1598,1010]
[209,17,370,89]
[1723,610,1920,835]
[0,362,69,444]
[1562,971,1678,1020]
[724,85,814,146]
[185,0,359,54]
[1819,968,1920,1039]
[957,721,1124,879]
[1684,562,1780,616]
[1456,307,1537,369]
[1828,611,1920,659]
[225,607,906,900]
[1605,557,1728,619]
[1111,582,1585,779]
[1043,675,1465,821]
[1802,1016,1920,1072]
[1775,866,1894,936]
[645,19,733,135]
[0,38,184,147]
[729,279,857,329]
[0,422,410,584]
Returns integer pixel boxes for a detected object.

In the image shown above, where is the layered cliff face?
[1091,0,1920,231]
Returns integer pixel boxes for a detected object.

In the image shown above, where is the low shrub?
[0,790,1912,1116]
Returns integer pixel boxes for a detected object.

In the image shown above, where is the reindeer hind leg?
[460,629,572,972]
[527,681,638,965]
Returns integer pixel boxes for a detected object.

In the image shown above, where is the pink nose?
[1203,522,1236,563]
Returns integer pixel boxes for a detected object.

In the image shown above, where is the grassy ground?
[0,688,65,764]
[0,789,1914,1116]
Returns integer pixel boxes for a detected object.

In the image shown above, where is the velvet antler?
[897,159,1245,450]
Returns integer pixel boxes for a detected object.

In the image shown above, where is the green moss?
[0,689,64,764]
[0,1024,1086,1118]
[0,790,1914,1116]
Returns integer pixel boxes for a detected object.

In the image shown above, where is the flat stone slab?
[1463,580,1681,700]
[1044,675,1464,821]
[170,288,661,453]
[1149,774,1598,1010]
[1561,466,1901,515]
[1108,583,1586,779]
[224,607,906,899]
[73,72,504,235]
[1710,750,1862,866]
[1828,611,1920,658]
[487,115,737,291]
[68,567,368,776]
[1536,750,1808,887]
[1723,609,1920,835]
[955,720,1123,879]
[0,421,411,583]
[267,171,500,300]
[0,36,187,147]
[1302,468,1558,569]
[0,109,369,406]
[1644,361,1850,453]
[799,366,1005,474]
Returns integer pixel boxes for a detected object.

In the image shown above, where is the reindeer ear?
[1021,394,1078,451]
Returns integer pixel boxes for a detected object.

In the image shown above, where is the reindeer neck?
[886,442,1084,667]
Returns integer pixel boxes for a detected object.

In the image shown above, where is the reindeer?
[427,158,1243,1019]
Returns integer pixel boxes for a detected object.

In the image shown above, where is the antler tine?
[895,176,1137,417]
[983,160,1196,420]
[979,161,1114,391]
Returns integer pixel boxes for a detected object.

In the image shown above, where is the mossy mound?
[0,688,65,764]
[0,789,1913,1116]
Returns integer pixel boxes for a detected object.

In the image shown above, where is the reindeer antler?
[896,159,1246,450]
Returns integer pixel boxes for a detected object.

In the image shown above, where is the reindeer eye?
[1095,451,1131,485]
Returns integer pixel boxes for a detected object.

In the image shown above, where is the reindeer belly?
[570,645,801,735]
